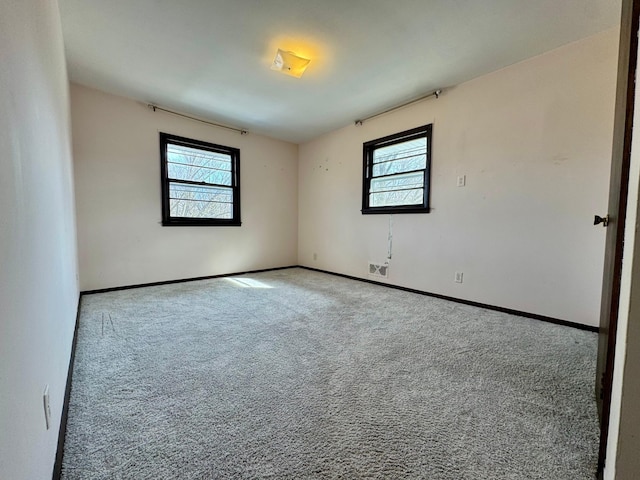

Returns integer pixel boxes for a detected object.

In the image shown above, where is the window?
[160,133,241,226]
[362,124,432,214]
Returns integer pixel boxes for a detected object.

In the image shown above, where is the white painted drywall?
[0,1,79,479]
[71,84,298,291]
[298,28,618,326]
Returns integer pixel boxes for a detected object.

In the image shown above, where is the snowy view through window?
[166,143,233,219]
[370,137,426,207]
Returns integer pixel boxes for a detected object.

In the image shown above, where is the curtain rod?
[147,104,248,135]
[354,89,442,126]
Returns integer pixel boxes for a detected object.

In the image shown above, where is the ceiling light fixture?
[270,49,311,78]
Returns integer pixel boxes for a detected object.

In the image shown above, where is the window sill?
[361,207,430,215]
[162,219,242,227]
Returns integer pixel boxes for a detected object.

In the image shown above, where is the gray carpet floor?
[61,268,599,479]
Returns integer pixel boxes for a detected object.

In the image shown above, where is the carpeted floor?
[61,268,599,479]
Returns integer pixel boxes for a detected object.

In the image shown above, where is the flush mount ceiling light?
[270,49,311,78]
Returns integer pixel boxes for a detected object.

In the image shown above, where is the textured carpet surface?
[61,268,599,479]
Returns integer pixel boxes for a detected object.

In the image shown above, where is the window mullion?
[168,178,231,189]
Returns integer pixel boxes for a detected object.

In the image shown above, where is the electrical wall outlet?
[313,253,318,261]
[43,385,51,430]
[455,272,464,283]
[457,175,466,187]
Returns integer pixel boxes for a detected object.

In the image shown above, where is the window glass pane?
[373,138,426,164]
[169,183,233,219]
[167,162,232,185]
[167,144,232,185]
[370,188,423,207]
[372,138,426,177]
[372,154,426,177]
[370,171,424,193]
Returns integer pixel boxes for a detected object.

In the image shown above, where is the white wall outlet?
[456,175,466,187]
[313,253,318,261]
[455,272,464,283]
[43,385,51,430]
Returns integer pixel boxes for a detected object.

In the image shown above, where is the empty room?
[3,0,640,479]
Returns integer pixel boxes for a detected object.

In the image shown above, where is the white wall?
[298,28,618,326]
[0,1,79,479]
[71,84,299,291]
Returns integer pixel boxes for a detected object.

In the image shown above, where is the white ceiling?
[58,0,621,143]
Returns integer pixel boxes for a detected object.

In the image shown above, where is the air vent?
[368,262,388,278]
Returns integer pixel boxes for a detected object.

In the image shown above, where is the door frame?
[597,0,640,476]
